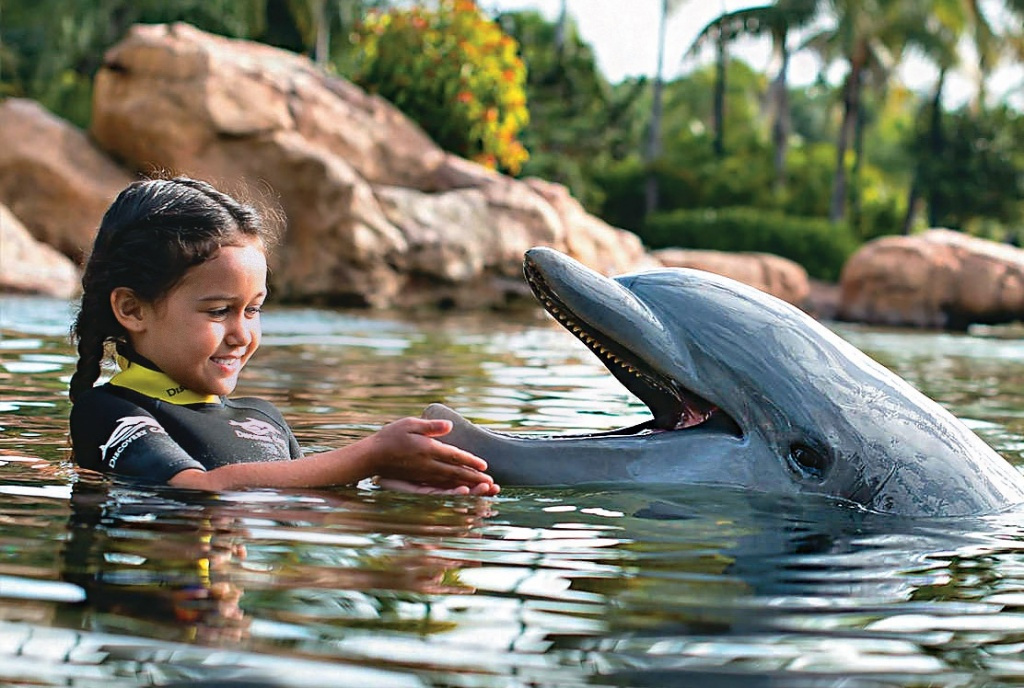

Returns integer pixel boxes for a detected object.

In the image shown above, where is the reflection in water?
[6,296,1024,685]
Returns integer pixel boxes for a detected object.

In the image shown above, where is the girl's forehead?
[176,243,268,293]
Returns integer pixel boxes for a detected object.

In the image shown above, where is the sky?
[481,0,1023,109]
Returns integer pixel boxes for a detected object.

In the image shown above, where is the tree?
[687,0,820,192]
[0,0,268,126]
[496,10,641,207]
[912,106,1024,232]
[804,0,934,222]
[901,0,974,231]
[645,0,688,216]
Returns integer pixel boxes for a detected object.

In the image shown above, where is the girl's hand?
[368,418,499,494]
[376,478,500,496]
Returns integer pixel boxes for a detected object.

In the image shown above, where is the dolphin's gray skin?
[425,247,1024,517]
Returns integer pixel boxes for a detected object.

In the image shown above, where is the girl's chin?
[199,376,239,397]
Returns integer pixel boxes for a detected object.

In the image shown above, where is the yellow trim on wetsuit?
[109,356,220,405]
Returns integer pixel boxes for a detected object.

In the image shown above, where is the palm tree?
[687,0,820,191]
[961,0,1001,111]
[901,0,978,231]
[644,0,688,217]
[804,0,935,223]
[903,0,1017,232]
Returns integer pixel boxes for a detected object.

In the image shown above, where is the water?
[5,293,1024,687]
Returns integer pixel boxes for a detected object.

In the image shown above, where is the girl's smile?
[119,240,268,397]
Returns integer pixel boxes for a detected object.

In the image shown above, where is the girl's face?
[128,240,268,397]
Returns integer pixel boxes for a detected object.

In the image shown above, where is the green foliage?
[911,105,1024,232]
[2,0,1021,266]
[352,1,529,173]
[788,82,838,145]
[641,207,860,282]
[0,0,272,126]
[0,0,382,128]
[631,60,771,157]
[495,10,640,208]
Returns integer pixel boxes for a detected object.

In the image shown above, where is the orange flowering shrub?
[353,0,529,174]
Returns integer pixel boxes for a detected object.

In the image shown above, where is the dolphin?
[424,247,1024,517]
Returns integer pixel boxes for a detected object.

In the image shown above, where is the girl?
[69,177,498,495]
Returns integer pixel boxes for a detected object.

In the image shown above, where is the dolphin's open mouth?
[522,254,740,438]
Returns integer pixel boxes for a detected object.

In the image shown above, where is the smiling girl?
[69,177,498,495]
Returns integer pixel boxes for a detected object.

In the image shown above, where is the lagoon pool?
[5,293,1024,687]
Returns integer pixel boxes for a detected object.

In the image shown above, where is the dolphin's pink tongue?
[673,402,719,430]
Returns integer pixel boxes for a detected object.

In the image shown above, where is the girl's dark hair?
[69,177,277,403]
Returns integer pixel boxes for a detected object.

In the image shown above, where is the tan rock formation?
[839,229,1024,329]
[0,99,133,262]
[653,248,810,306]
[0,203,80,298]
[90,23,648,307]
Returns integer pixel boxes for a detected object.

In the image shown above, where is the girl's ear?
[110,287,147,333]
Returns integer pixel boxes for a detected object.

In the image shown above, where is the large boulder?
[653,248,810,307]
[90,23,648,306]
[0,203,80,298]
[839,229,1024,329]
[0,99,134,262]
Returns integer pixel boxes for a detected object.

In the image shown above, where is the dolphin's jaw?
[523,253,738,437]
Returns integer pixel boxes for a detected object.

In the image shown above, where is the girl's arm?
[169,418,498,494]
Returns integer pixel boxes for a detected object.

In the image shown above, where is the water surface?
[4,294,1024,687]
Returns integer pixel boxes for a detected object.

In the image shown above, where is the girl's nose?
[225,314,256,347]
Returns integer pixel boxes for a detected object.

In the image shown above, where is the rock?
[0,99,133,262]
[839,229,1024,329]
[0,203,80,298]
[652,248,810,307]
[525,178,655,276]
[89,22,648,307]
[804,280,841,321]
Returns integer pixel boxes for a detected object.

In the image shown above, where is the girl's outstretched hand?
[368,418,500,496]
[375,478,499,496]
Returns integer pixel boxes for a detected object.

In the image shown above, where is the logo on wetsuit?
[100,416,167,468]
[229,418,288,453]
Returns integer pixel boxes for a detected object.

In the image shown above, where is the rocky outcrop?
[0,203,80,298]
[839,229,1024,329]
[0,99,134,262]
[89,23,647,307]
[653,248,810,307]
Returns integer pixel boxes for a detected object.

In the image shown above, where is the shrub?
[641,207,860,282]
[353,0,529,174]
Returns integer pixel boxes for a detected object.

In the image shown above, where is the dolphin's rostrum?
[424,247,1024,517]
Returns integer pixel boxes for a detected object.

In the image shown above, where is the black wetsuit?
[70,358,301,483]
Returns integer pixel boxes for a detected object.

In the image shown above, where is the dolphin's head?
[426,247,1024,517]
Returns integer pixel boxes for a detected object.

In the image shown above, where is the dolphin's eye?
[787,443,830,482]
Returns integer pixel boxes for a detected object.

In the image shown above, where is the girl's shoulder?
[71,383,153,419]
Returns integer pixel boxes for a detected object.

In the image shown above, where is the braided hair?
[69,177,277,403]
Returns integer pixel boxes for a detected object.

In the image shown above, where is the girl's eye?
[245,306,263,317]
[208,308,230,318]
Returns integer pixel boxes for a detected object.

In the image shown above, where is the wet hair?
[69,177,277,403]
